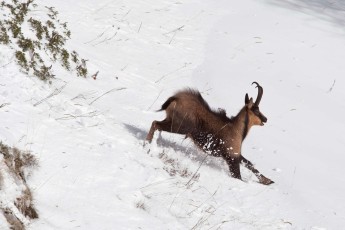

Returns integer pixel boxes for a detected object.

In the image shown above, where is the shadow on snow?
[123,123,226,172]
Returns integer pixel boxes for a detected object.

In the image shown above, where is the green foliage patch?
[0,0,88,80]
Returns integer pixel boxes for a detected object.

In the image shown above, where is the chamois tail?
[158,96,177,112]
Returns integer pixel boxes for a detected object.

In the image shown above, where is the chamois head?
[244,82,267,126]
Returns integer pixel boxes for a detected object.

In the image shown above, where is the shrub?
[0,0,88,80]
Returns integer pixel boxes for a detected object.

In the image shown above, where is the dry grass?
[14,188,39,219]
[2,208,25,230]
[21,152,39,168]
[0,143,39,181]
[0,171,3,189]
[135,200,147,211]
[0,142,39,229]
[158,151,193,178]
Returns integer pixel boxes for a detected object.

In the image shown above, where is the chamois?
[146,82,273,185]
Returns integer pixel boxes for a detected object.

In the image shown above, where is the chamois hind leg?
[146,119,172,143]
[241,156,274,185]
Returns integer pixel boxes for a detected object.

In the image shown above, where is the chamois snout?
[260,114,267,124]
[259,115,267,126]
[252,107,267,125]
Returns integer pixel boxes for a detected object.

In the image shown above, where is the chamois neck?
[231,107,249,141]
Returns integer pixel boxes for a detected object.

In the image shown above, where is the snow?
[1,0,345,229]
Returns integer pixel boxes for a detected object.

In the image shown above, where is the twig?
[147,90,163,110]
[84,28,110,44]
[327,79,336,93]
[169,146,207,211]
[0,55,14,68]
[155,63,189,83]
[207,220,231,230]
[187,187,219,216]
[71,90,98,101]
[34,172,58,191]
[191,204,221,230]
[282,219,293,226]
[164,25,185,35]
[107,32,118,41]
[121,64,129,71]
[89,87,126,105]
[33,83,67,106]
[163,25,185,44]
[92,32,118,46]
[0,60,14,68]
[55,111,100,120]
[169,32,177,44]
[138,21,142,33]
[0,103,10,108]
[121,9,132,20]
[91,71,99,80]
[185,154,208,188]
[140,178,176,190]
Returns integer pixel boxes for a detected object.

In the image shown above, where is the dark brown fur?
[147,83,273,185]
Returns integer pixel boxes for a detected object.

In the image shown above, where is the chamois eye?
[252,107,260,115]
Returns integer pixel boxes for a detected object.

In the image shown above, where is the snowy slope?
[1,0,345,229]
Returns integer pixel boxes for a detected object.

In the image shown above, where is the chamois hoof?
[145,136,153,144]
[259,176,274,185]
[143,137,152,146]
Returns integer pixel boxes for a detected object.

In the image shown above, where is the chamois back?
[166,88,232,123]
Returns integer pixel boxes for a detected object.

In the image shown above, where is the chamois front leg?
[146,121,158,143]
[225,156,242,180]
[241,156,274,185]
[146,119,172,143]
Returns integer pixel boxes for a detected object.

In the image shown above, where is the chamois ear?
[245,94,254,108]
[245,94,253,105]
[245,93,250,104]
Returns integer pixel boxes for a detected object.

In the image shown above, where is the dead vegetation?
[2,208,25,230]
[0,169,3,188]
[15,188,39,219]
[0,144,38,181]
[158,151,193,178]
[135,200,147,211]
[0,142,39,230]
[157,150,200,190]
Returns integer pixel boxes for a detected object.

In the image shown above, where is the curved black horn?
[252,82,263,107]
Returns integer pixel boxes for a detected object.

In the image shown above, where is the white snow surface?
[1,0,345,229]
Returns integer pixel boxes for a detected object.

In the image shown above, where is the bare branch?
[147,90,163,110]
[327,79,336,93]
[138,22,142,33]
[33,83,67,106]
[0,103,10,108]
[89,87,126,105]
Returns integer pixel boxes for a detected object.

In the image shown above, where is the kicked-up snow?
[1,0,345,229]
